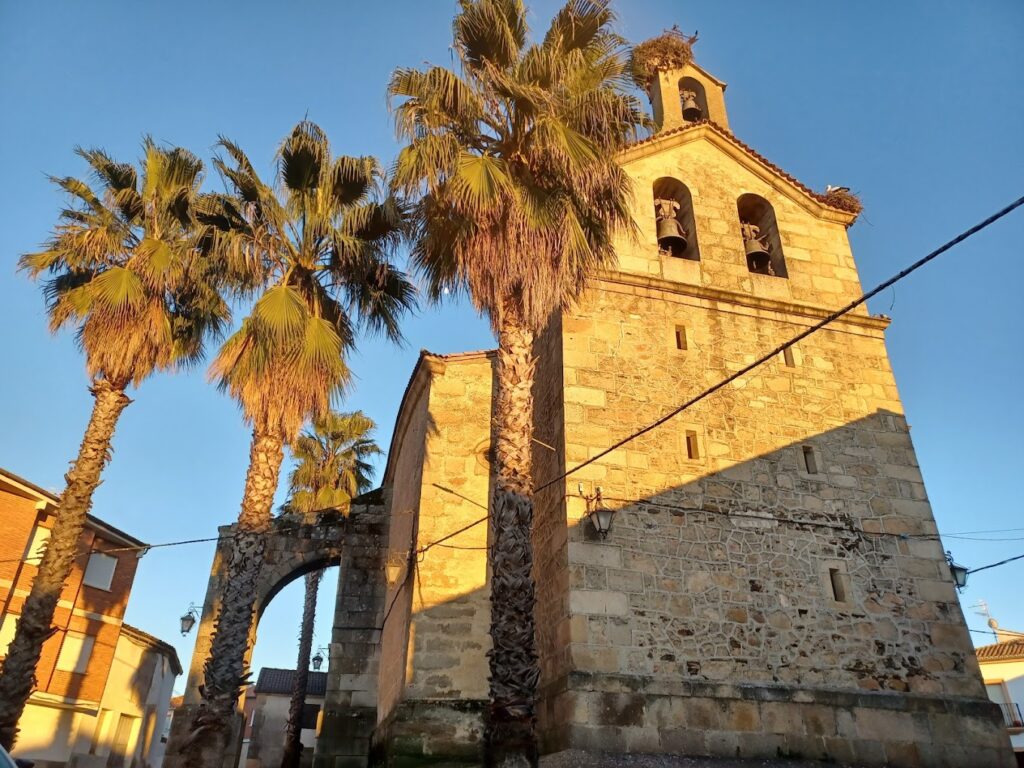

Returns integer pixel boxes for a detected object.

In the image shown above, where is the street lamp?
[311,646,328,671]
[179,604,200,636]
[580,485,616,540]
[946,552,969,590]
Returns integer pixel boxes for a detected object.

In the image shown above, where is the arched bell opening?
[737,193,787,278]
[653,177,699,261]
[679,77,709,123]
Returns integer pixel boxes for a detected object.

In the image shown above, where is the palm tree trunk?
[170,428,283,768]
[485,300,540,768]
[281,569,322,768]
[0,379,131,750]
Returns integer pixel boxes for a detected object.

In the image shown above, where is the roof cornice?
[619,122,858,227]
[595,270,890,334]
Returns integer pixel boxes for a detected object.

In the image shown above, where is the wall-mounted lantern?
[311,646,328,671]
[580,484,616,540]
[179,603,200,636]
[386,552,411,587]
[946,551,969,590]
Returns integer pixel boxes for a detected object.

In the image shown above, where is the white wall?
[980,658,1024,751]
[12,631,180,767]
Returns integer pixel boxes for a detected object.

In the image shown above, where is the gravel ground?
[540,751,857,768]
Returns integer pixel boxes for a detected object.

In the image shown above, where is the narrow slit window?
[782,347,795,368]
[675,326,688,350]
[685,430,700,460]
[829,568,850,603]
[802,446,818,474]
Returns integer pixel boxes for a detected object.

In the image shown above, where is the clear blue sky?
[1,1,1022,689]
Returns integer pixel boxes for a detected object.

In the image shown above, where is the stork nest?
[819,187,863,220]
[631,27,697,89]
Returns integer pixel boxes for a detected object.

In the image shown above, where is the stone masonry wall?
[532,311,575,742]
[528,123,1010,763]
[373,353,494,764]
[377,361,433,724]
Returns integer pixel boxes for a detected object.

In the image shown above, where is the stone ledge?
[594,270,889,334]
[555,671,1001,719]
[534,673,1013,767]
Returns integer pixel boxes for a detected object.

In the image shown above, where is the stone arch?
[165,498,390,768]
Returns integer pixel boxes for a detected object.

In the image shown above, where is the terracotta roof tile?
[976,639,1024,662]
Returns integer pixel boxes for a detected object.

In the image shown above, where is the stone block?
[761,701,808,735]
[568,541,622,568]
[569,589,628,616]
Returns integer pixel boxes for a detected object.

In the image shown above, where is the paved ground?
[540,752,858,768]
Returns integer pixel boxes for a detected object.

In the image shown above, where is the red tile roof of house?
[975,639,1024,662]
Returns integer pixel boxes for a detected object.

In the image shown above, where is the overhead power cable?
[968,552,1024,575]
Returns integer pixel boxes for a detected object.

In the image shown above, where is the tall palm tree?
[167,122,413,768]
[388,1,645,763]
[1,143,226,749]
[279,410,380,768]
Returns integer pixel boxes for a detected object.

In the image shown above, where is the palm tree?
[388,1,645,763]
[279,410,380,768]
[1,143,226,749]
[167,122,413,767]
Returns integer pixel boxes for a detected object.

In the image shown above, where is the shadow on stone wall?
[370,408,1013,767]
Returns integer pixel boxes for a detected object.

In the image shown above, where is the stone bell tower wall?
[530,130,1013,764]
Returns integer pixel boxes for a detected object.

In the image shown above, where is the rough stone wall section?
[315,503,389,768]
[377,359,434,723]
[533,120,1011,763]
[372,352,494,764]
[532,311,575,752]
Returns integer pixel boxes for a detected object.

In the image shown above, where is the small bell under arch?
[741,221,773,275]
[681,89,702,122]
[655,198,688,255]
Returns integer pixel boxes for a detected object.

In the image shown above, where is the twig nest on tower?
[631,27,698,90]
[820,186,863,222]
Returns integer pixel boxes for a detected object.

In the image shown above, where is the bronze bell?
[657,216,688,254]
[744,237,771,274]
[681,90,702,122]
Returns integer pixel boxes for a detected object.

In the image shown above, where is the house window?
[802,446,818,474]
[737,193,788,277]
[653,177,699,260]
[25,525,51,563]
[0,614,17,657]
[828,568,851,603]
[89,709,110,754]
[55,632,94,674]
[83,552,117,591]
[301,703,320,730]
[675,325,688,351]
[986,682,1008,705]
[685,430,700,460]
[782,346,796,368]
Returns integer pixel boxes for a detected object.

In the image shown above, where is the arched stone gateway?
[167,495,389,768]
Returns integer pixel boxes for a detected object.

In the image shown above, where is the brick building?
[0,468,181,767]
